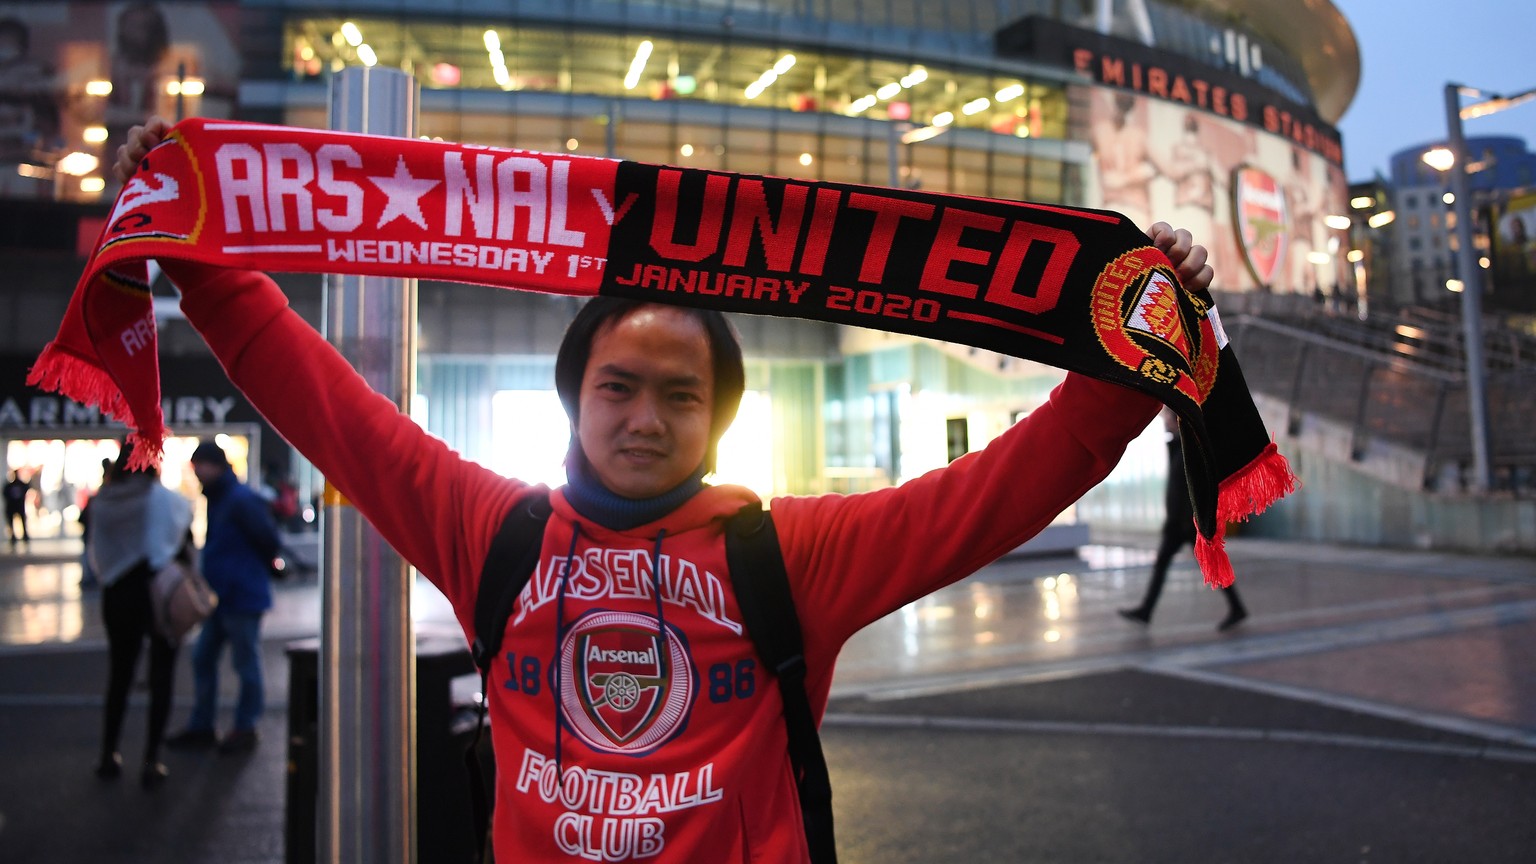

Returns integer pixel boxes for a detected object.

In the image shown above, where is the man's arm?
[118,118,527,617]
[775,221,1212,651]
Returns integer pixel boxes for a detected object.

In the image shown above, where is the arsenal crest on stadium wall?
[1231,166,1289,288]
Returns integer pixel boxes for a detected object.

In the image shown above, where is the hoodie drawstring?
[650,529,669,688]
[552,521,583,774]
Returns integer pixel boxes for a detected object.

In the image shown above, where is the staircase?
[1212,295,1536,552]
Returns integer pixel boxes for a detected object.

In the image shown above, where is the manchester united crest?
[558,610,695,755]
[1090,245,1219,404]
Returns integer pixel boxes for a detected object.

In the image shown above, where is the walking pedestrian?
[4,469,32,549]
[1120,407,1248,631]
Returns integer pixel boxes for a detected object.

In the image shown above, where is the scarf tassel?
[1194,442,1299,589]
[26,343,167,471]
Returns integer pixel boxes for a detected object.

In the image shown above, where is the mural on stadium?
[1076,85,1348,296]
[0,1,241,198]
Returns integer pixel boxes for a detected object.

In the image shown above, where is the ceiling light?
[57,152,99,176]
[624,40,653,91]
[901,125,947,144]
[962,97,990,115]
[995,83,1024,102]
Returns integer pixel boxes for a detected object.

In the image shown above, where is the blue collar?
[563,454,706,531]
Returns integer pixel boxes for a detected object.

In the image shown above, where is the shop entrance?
[3,427,262,545]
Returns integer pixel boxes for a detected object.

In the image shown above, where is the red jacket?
[169,260,1158,862]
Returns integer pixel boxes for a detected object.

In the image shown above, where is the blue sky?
[1334,0,1536,182]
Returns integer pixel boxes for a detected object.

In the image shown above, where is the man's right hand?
[113,116,174,184]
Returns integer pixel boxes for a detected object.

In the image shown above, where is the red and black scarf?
[30,118,1294,585]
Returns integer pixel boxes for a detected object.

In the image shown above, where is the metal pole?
[321,66,419,864]
[1443,82,1494,492]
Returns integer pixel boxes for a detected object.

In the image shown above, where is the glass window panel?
[991,147,1028,202]
[952,146,989,199]
[819,133,870,186]
[910,140,951,194]
[673,122,727,171]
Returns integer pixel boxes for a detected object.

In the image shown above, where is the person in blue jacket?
[166,440,280,753]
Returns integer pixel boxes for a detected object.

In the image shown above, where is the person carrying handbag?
[87,441,194,788]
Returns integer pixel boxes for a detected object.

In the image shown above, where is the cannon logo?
[1233,165,1288,287]
[559,611,694,755]
[103,133,205,249]
[1090,245,1217,403]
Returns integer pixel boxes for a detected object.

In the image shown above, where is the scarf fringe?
[26,343,167,469]
[1216,441,1298,525]
[1194,526,1234,589]
[1193,442,1298,589]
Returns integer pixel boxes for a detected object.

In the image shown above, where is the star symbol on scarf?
[368,157,440,230]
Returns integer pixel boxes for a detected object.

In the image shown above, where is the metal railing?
[1228,303,1536,497]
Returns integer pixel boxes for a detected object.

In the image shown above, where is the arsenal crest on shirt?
[559,610,696,755]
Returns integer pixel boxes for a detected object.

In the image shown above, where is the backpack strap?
[467,488,553,863]
[725,502,838,864]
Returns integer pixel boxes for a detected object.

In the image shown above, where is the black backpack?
[465,489,836,864]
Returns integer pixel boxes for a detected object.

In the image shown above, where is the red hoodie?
[169,260,1159,862]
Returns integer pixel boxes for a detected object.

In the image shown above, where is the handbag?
[150,558,218,642]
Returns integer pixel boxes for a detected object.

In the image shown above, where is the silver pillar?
[1443,82,1493,492]
[320,66,419,864]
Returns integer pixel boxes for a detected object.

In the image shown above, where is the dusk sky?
[1334,0,1536,183]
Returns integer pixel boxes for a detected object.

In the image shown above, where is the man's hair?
[554,298,745,475]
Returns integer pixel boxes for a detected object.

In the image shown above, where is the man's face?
[191,460,222,488]
[577,306,714,499]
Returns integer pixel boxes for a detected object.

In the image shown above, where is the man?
[4,469,31,549]
[120,117,1214,860]
[166,440,280,753]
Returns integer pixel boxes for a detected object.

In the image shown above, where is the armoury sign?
[0,355,255,433]
[0,394,239,431]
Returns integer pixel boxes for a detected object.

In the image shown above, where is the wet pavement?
[1,532,1532,862]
